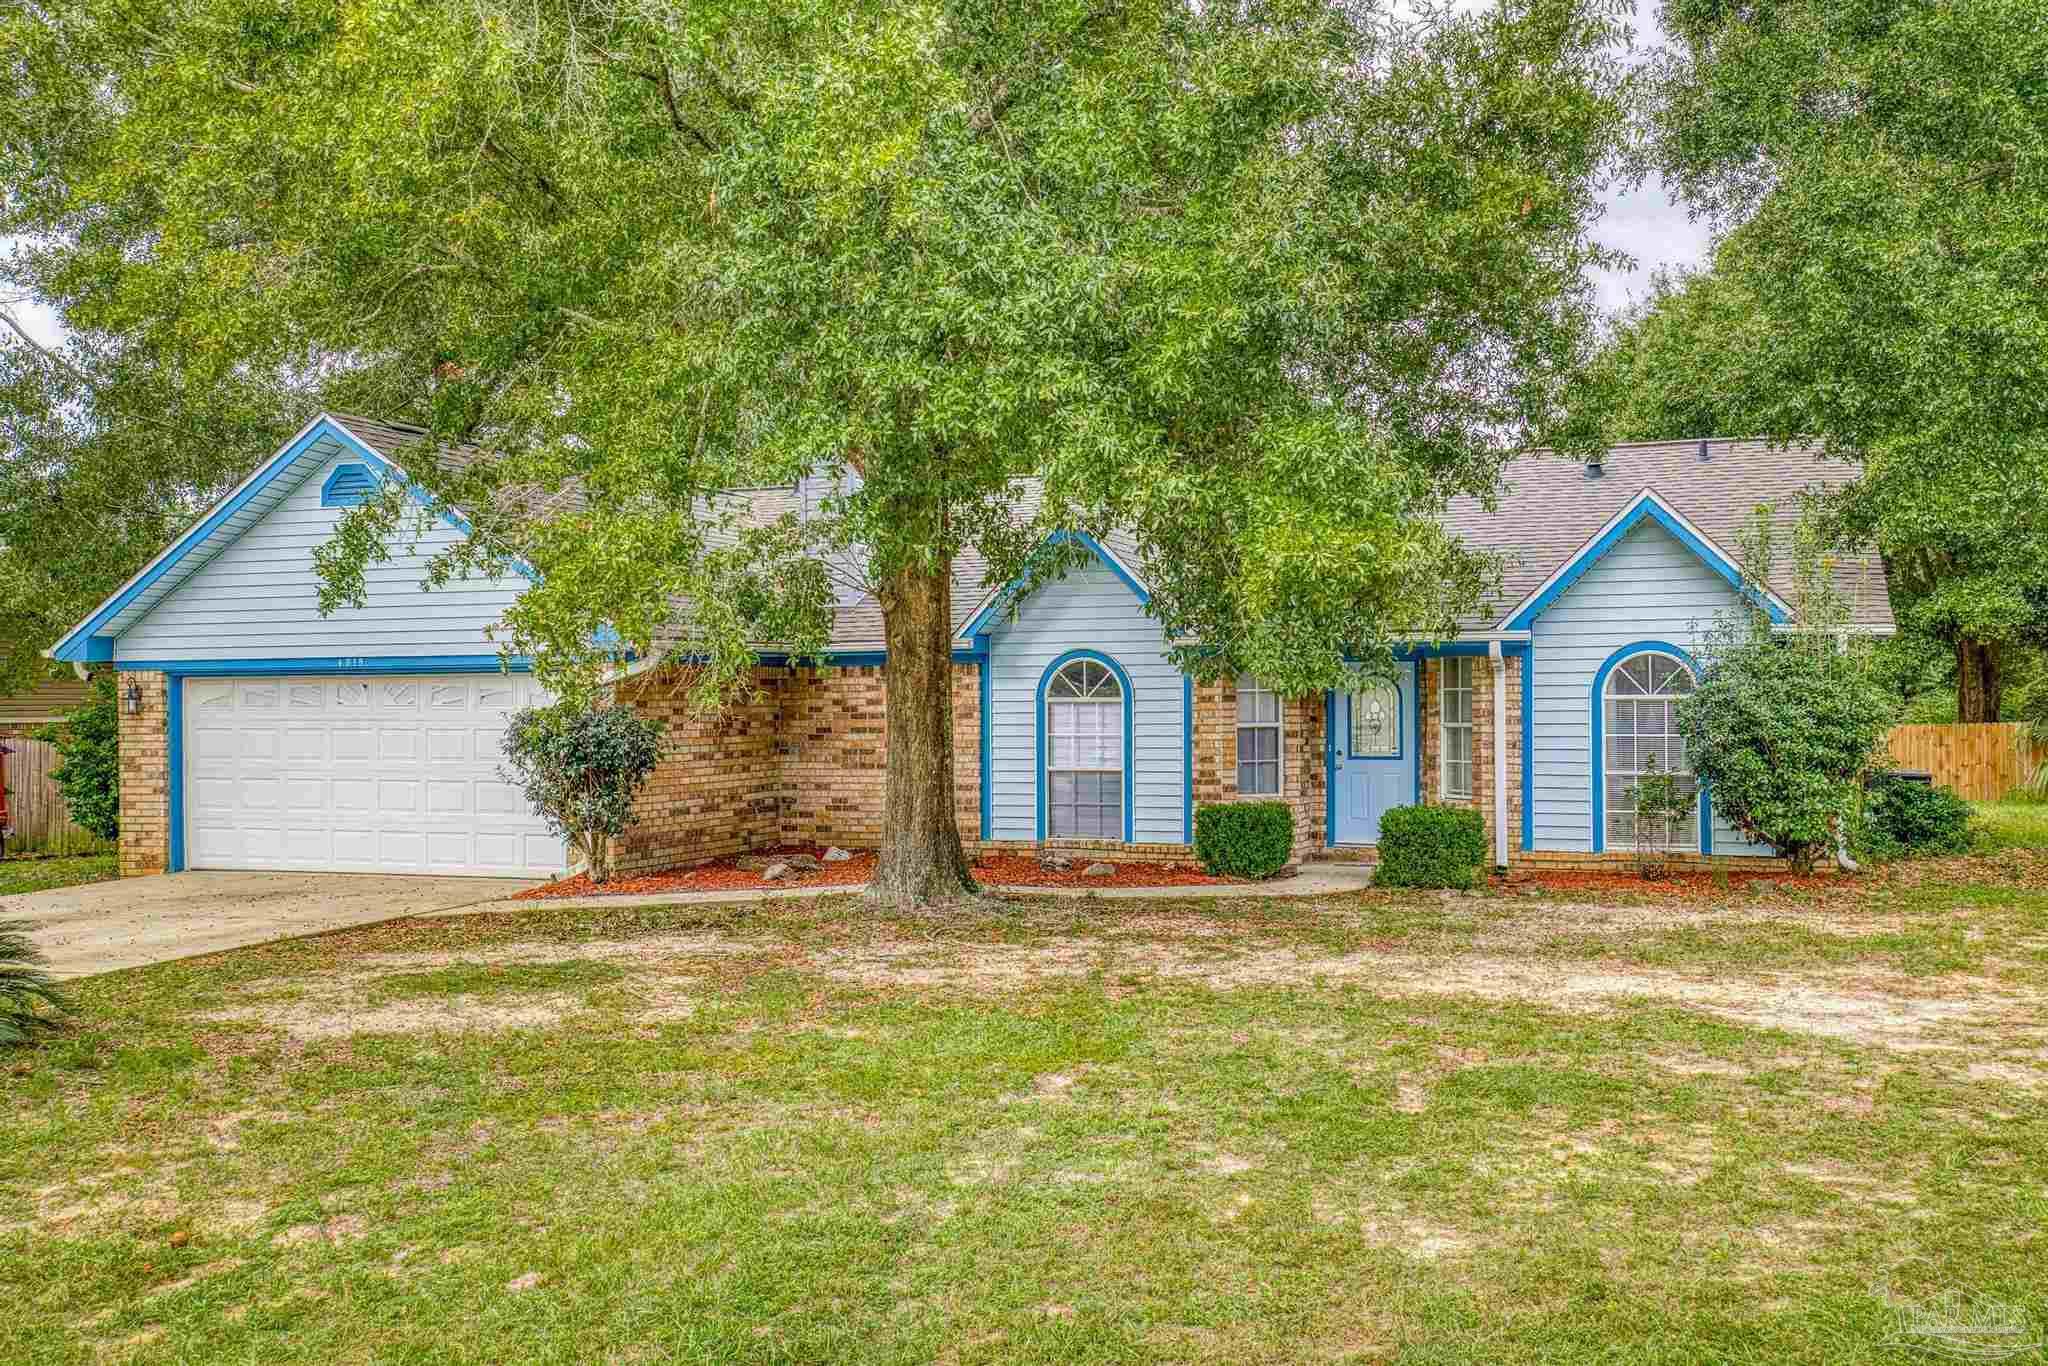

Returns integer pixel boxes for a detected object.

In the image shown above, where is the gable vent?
[321,463,380,508]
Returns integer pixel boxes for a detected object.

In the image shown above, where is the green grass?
[2,879,2044,1363]
[1974,798,2048,851]
[0,853,116,898]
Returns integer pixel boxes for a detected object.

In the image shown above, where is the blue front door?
[1331,664,1417,845]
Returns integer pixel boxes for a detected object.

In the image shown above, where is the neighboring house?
[47,415,1893,881]
[0,675,90,735]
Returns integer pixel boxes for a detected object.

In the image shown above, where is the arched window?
[1602,650,1698,851]
[1043,656,1126,839]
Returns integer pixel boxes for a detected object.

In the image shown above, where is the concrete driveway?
[4,872,536,979]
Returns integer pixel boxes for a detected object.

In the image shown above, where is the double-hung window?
[1236,676,1282,794]
[1045,658,1124,838]
[1440,658,1473,800]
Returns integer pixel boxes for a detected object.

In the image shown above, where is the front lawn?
[1974,798,2048,851]
[0,852,116,898]
[4,865,2045,1362]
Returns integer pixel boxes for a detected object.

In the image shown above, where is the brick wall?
[614,660,986,874]
[117,671,170,877]
[1418,653,1524,867]
[612,667,786,876]
[1190,680,1327,859]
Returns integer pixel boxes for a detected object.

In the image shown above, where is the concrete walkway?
[493,861,1379,912]
[6,872,536,979]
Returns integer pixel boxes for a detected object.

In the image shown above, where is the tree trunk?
[1956,635,2003,723]
[868,553,979,909]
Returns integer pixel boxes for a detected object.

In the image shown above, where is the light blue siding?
[1529,519,1772,856]
[113,453,527,663]
[986,560,1187,844]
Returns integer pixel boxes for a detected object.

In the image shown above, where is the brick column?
[118,671,171,877]
[1190,678,1326,858]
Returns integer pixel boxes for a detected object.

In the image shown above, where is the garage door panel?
[184,673,565,878]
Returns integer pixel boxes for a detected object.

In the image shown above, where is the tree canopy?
[4,0,1629,902]
[1612,0,2048,720]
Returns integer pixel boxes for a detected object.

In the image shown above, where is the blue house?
[49,416,1892,880]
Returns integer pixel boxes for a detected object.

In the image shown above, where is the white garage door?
[183,674,568,877]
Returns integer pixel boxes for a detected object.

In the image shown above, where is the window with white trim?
[1603,651,1699,850]
[1046,658,1124,838]
[1235,675,1281,794]
[1440,658,1473,799]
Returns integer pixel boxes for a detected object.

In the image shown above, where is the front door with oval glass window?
[1331,664,1417,845]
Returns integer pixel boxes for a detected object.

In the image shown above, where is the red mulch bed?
[1503,867,1838,900]
[969,853,1228,888]
[515,845,876,899]
[516,846,1228,899]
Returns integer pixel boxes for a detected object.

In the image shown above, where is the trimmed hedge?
[1374,804,1487,889]
[1194,801,1294,879]
[1867,780,1974,856]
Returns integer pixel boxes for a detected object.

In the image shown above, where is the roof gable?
[1498,488,1790,631]
[47,414,523,665]
[954,532,1149,642]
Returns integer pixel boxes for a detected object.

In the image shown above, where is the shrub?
[1627,752,1698,880]
[1193,801,1294,878]
[1866,780,1974,856]
[32,675,119,842]
[1375,804,1487,889]
[500,703,664,885]
[0,920,66,1046]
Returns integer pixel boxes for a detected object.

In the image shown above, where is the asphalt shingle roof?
[327,417,1893,652]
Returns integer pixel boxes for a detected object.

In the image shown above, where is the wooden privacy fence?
[1883,723,2048,802]
[0,731,109,856]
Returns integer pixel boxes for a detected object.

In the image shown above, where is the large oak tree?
[4,0,1626,906]
[1624,0,2048,721]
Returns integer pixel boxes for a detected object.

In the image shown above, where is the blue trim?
[1396,641,1506,660]
[167,677,184,873]
[117,655,532,677]
[1589,641,1702,854]
[824,651,889,668]
[318,422,541,586]
[149,658,529,875]
[957,531,1149,641]
[1182,675,1194,843]
[52,422,344,661]
[979,646,993,840]
[51,416,548,663]
[1034,649,1135,843]
[320,463,379,508]
[1521,641,1534,852]
[1323,691,1337,849]
[1507,494,1788,631]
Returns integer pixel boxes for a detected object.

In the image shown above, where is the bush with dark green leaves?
[1193,802,1294,879]
[500,703,663,885]
[32,675,119,841]
[1375,804,1488,889]
[1866,780,1974,857]
[0,920,66,1046]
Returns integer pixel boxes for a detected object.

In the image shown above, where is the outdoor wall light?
[123,680,143,716]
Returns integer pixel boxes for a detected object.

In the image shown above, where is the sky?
[2,3,1707,349]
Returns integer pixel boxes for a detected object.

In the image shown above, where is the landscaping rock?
[1038,854,1074,871]
[822,847,852,862]
[1081,862,1116,877]
[739,852,822,874]
[760,862,791,882]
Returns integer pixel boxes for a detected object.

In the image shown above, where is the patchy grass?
[1975,798,2048,852]
[4,873,2046,1363]
[364,960,627,1005]
[0,853,115,898]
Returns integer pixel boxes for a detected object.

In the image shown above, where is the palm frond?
[0,919,67,1045]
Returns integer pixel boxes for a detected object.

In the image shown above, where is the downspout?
[1489,640,1507,869]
